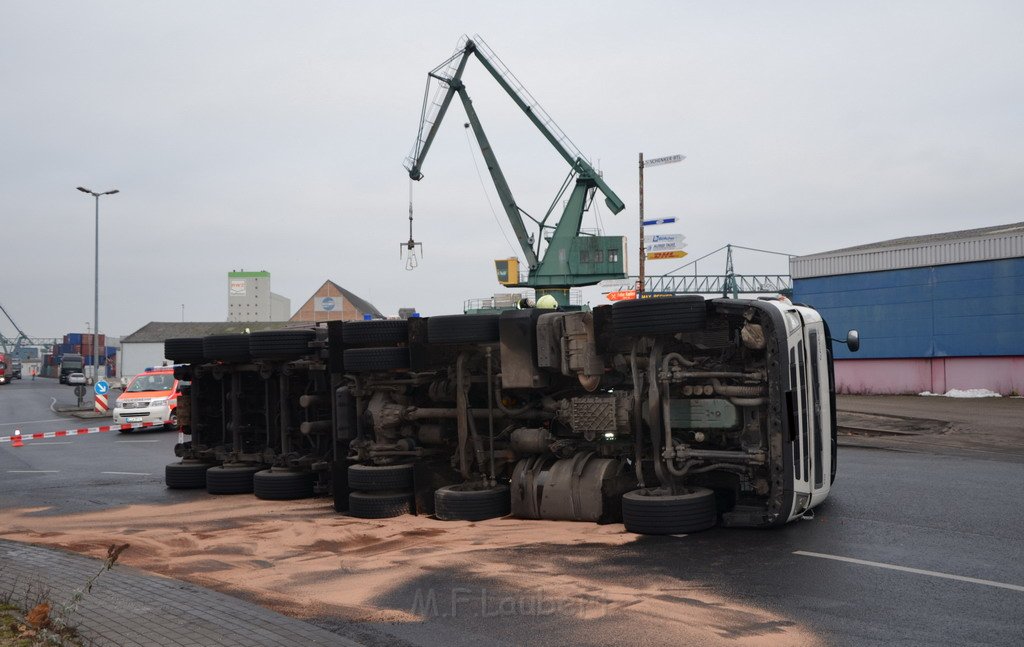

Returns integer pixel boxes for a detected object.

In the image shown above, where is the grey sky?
[3,1,1022,340]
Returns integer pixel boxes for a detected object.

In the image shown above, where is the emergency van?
[112,367,181,431]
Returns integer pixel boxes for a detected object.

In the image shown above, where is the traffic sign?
[646,251,688,260]
[94,380,109,395]
[643,154,685,168]
[74,385,86,398]
[642,217,677,226]
[644,234,687,252]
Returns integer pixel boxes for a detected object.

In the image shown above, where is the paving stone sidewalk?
[0,539,362,647]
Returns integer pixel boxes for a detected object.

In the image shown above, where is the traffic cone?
[12,430,23,448]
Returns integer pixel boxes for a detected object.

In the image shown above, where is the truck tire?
[434,483,510,521]
[253,468,316,500]
[341,320,409,346]
[202,334,251,362]
[348,463,414,491]
[164,337,205,364]
[622,487,717,535]
[249,329,316,360]
[427,314,500,344]
[342,347,410,372]
[348,491,414,519]
[611,296,707,336]
[165,460,212,489]
[206,464,262,494]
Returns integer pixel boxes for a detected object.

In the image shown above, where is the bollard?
[12,430,23,448]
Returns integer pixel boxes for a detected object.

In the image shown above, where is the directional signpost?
[639,152,686,296]
[642,217,677,227]
[645,233,688,260]
[643,154,685,168]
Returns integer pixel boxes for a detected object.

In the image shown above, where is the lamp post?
[77,186,119,383]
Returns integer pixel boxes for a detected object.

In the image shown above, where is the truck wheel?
[249,329,316,360]
[165,460,212,489]
[348,491,414,518]
[611,296,707,336]
[253,468,316,500]
[341,320,409,346]
[202,334,251,362]
[427,314,500,343]
[622,487,717,535]
[164,337,206,363]
[348,463,414,491]
[342,347,410,372]
[434,483,510,521]
[206,464,262,494]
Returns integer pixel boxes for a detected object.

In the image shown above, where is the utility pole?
[638,153,645,299]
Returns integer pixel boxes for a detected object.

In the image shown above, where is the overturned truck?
[164,296,858,535]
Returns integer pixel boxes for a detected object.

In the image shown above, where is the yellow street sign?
[646,251,688,260]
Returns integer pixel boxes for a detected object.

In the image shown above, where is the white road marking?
[101,471,151,476]
[0,418,68,427]
[27,441,73,445]
[794,550,1024,593]
[115,440,161,443]
[7,470,60,474]
[49,397,57,413]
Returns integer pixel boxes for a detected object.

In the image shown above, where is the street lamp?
[77,186,119,384]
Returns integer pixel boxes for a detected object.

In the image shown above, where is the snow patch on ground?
[919,388,1003,398]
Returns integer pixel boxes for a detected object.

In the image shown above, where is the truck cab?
[59,353,84,384]
[113,367,181,430]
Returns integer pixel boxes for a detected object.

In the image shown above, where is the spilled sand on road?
[2,498,818,646]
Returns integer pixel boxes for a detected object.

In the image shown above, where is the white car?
[67,372,87,386]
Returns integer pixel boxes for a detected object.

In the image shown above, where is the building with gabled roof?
[289,280,384,322]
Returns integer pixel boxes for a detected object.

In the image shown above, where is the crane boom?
[405,35,628,305]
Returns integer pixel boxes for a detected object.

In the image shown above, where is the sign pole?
[638,152,645,299]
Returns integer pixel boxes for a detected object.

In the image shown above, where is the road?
[0,377,185,515]
[1,379,1022,646]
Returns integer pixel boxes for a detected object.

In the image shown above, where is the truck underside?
[168,296,826,534]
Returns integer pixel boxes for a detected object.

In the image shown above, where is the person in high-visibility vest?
[536,294,558,309]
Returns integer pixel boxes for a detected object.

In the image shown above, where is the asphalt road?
[0,377,186,515]
[2,379,1022,646]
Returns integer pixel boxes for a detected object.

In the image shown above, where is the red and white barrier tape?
[0,420,172,444]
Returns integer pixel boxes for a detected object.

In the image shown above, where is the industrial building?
[289,280,383,323]
[227,270,291,322]
[792,222,1024,395]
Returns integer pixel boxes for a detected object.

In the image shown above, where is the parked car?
[67,372,87,385]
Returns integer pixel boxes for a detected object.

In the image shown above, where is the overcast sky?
[3,1,1022,340]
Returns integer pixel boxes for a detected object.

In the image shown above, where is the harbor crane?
[405,35,627,307]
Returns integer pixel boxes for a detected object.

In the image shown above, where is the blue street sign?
[643,217,677,226]
[95,380,109,395]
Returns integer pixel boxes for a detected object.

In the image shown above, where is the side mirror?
[845,330,860,352]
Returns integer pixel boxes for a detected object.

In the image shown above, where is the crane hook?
[400,180,423,271]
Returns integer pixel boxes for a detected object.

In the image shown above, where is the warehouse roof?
[791,221,1024,279]
[121,321,299,344]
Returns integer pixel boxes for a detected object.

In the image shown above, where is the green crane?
[405,35,627,307]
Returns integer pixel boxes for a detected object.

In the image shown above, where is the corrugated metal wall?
[792,229,1024,278]
[794,258,1024,359]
